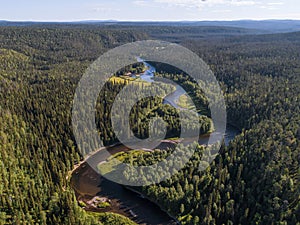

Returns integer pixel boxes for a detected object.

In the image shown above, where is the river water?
[70,61,240,225]
[138,60,240,146]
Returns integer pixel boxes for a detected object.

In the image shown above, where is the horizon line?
[1,18,300,23]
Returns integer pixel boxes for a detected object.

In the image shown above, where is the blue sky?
[0,0,299,21]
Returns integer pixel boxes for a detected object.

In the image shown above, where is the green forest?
[0,24,299,225]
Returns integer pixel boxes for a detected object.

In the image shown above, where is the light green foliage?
[0,25,299,225]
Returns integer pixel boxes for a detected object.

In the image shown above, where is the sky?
[0,0,299,21]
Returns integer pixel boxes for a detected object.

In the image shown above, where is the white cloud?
[212,9,232,13]
[133,0,150,6]
[131,0,270,12]
[267,2,284,5]
[88,3,121,14]
[131,0,288,16]
[258,1,284,10]
[230,0,257,6]
[152,0,260,8]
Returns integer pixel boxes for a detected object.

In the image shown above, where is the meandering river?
[70,61,240,225]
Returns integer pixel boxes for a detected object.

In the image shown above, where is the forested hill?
[0,27,148,224]
[0,26,148,64]
[107,28,300,224]
[132,30,300,224]
[1,20,300,43]
[0,24,299,225]
[1,20,300,33]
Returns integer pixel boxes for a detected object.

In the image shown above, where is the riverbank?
[70,140,181,225]
[69,123,240,223]
[124,186,180,225]
[71,163,178,224]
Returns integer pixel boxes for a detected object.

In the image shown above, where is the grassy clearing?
[109,76,135,84]
[88,212,137,225]
[176,94,196,110]
[109,75,152,86]
[96,201,111,209]
[98,150,149,176]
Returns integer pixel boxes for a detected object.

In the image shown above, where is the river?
[70,61,240,225]
[138,59,240,146]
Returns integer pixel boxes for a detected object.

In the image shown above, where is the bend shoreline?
[69,124,240,224]
[69,140,180,225]
[124,186,181,225]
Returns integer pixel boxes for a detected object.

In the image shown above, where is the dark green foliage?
[122,30,300,224]
[0,26,146,225]
[95,212,137,225]
[0,24,299,225]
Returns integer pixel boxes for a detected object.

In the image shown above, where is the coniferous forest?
[0,24,299,225]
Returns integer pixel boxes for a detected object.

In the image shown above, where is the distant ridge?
[1,20,300,34]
